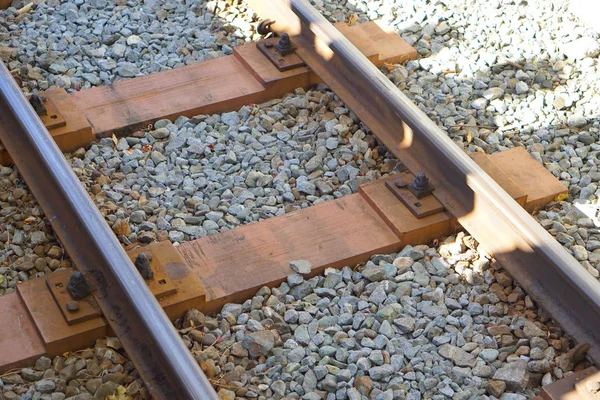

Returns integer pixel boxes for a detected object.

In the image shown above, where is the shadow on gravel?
[382,18,600,203]
[301,0,600,368]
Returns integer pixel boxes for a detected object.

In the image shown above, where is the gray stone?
[493,360,529,391]
[303,369,317,392]
[20,368,43,382]
[362,266,386,281]
[151,128,170,139]
[94,382,118,400]
[129,210,146,224]
[369,365,394,380]
[483,87,504,100]
[294,325,310,345]
[515,81,529,95]
[35,379,56,393]
[568,113,588,128]
[290,260,312,274]
[290,281,313,300]
[471,98,488,110]
[438,344,477,367]
[242,330,277,357]
[479,348,499,362]
[221,111,240,126]
[117,62,139,77]
[394,317,415,334]
[499,394,526,400]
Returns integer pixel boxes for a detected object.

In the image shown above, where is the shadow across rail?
[248,0,600,365]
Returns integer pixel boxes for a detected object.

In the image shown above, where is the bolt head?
[66,300,80,312]
[394,178,406,188]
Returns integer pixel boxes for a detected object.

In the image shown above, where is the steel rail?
[249,0,600,364]
[0,61,217,399]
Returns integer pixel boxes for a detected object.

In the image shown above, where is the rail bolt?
[29,93,47,116]
[67,271,91,299]
[134,253,154,280]
[276,33,294,56]
[408,172,434,199]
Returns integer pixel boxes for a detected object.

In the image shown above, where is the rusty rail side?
[0,61,217,399]
[248,0,600,364]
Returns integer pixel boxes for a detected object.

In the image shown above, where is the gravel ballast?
[0,0,599,398]
[307,0,600,279]
[0,87,396,293]
[2,236,588,399]
[0,0,257,93]
[1,0,600,283]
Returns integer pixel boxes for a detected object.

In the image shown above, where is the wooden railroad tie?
[0,20,416,165]
[0,145,567,372]
[0,20,569,381]
[537,366,600,400]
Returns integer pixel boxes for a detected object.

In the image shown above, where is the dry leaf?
[106,337,123,350]
[465,131,472,144]
[106,386,131,400]
[111,133,118,148]
[18,1,36,15]
[348,13,359,26]
[383,62,399,72]
[142,144,152,152]
[113,219,130,236]
[24,216,37,224]
[555,193,569,202]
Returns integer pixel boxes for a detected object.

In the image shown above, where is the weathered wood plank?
[0,146,569,372]
[359,175,457,244]
[0,20,418,164]
[17,277,107,356]
[0,293,45,371]
[334,21,417,66]
[488,147,568,212]
[71,55,267,136]
[177,194,402,313]
[0,88,94,165]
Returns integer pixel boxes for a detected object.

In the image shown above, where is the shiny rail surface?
[0,61,217,400]
[250,0,600,365]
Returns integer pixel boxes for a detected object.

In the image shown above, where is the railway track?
[1,0,599,399]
